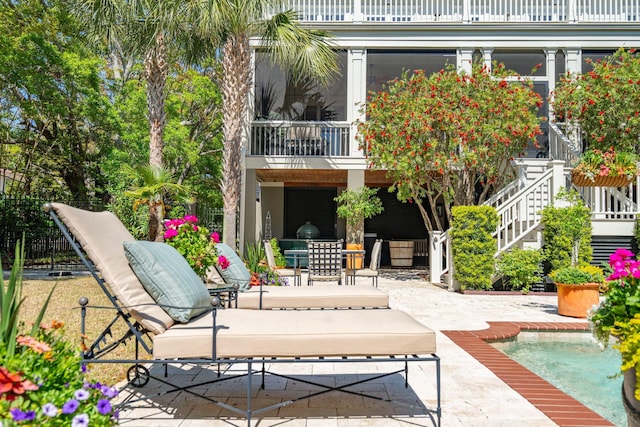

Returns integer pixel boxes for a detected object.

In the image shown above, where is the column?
[348,49,367,157]
[457,48,474,74]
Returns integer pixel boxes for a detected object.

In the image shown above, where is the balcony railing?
[280,0,640,23]
[249,121,352,157]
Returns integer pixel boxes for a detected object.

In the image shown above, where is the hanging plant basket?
[571,170,635,187]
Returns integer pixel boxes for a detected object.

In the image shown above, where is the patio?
[113,268,599,427]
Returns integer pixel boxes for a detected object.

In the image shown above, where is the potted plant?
[571,148,638,187]
[334,186,384,268]
[590,248,640,426]
[549,265,604,318]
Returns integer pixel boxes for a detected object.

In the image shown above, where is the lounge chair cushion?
[236,286,390,309]
[153,308,437,359]
[214,243,251,290]
[52,203,174,335]
[124,241,211,323]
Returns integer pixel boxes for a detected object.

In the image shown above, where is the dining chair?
[263,240,301,286]
[346,239,383,287]
[307,240,343,285]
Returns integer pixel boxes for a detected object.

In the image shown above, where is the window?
[366,50,456,94]
[492,50,547,76]
[254,51,347,121]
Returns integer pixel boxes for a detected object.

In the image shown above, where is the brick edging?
[443,322,614,427]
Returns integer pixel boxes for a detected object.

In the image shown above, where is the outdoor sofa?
[44,202,441,426]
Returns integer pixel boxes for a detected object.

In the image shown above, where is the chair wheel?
[127,364,150,387]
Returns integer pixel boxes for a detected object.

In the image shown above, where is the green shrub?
[269,238,287,268]
[549,265,604,284]
[496,248,543,293]
[541,188,592,271]
[450,206,499,290]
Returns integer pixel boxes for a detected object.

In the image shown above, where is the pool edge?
[443,322,616,427]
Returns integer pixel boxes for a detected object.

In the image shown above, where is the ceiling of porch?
[256,169,394,186]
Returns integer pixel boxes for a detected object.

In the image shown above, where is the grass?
[17,275,145,386]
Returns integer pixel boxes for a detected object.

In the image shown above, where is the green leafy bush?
[541,188,592,271]
[450,206,499,290]
[269,238,287,268]
[549,265,604,285]
[496,248,543,293]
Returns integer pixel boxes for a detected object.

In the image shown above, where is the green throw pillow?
[215,243,251,291]
[123,241,211,323]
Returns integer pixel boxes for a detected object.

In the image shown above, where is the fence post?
[429,231,442,284]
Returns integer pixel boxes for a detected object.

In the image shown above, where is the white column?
[483,48,494,72]
[565,48,581,76]
[348,49,367,157]
[546,48,557,120]
[457,48,474,74]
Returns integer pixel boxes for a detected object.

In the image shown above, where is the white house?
[240,0,640,275]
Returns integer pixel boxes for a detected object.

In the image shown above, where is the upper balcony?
[280,0,640,24]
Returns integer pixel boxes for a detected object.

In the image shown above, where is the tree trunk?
[144,32,168,169]
[221,34,251,250]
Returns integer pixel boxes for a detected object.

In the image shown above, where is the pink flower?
[217,255,230,269]
[17,336,51,354]
[163,228,178,240]
[210,232,220,243]
[183,215,198,223]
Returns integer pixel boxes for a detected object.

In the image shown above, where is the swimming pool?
[495,331,623,426]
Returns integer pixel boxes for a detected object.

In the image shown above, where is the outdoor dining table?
[283,248,366,286]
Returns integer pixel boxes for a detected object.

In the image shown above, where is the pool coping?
[443,322,616,427]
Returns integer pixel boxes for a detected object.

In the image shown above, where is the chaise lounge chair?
[44,203,441,426]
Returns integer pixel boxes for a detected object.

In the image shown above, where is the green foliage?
[496,248,543,293]
[573,148,638,181]
[243,241,267,274]
[358,61,543,232]
[549,265,604,285]
[541,188,592,270]
[334,187,384,244]
[269,238,287,268]
[450,206,499,290]
[164,215,222,277]
[0,237,118,425]
[612,315,640,400]
[553,47,640,153]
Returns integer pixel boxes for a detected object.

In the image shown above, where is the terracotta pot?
[346,243,364,269]
[624,368,640,427]
[555,282,600,318]
[571,170,634,187]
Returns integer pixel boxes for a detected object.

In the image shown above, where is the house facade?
[241,0,640,265]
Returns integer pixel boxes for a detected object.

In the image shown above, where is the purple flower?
[96,399,112,415]
[42,403,58,417]
[72,413,89,427]
[10,408,36,422]
[100,385,119,398]
[75,388,90,401]
[62,398,80,414]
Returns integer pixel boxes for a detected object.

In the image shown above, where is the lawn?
[18,275,144,386]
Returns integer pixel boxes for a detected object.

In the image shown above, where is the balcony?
[249,121,353,157]
[279,0,640,23]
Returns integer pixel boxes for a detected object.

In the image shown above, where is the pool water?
[498,332,624,426]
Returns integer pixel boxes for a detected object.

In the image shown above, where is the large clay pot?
[346,243,364,269]
[624,368,640,427]
[556,282,600,318]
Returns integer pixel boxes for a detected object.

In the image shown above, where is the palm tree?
[124,164,193,241]
[71,0,216,233]
[193,2,339,249]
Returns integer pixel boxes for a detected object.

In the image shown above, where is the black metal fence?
[0,195,224,271]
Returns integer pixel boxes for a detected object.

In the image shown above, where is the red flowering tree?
[357,63,543,232]
[552,48,640,153]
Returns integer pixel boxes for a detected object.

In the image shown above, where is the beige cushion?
[153,309,436,359]
[52,203,174,334]
[236,286,389,309]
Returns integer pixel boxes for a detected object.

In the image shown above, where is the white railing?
[548,122,580,166]
[580,178,640,221]
[280,0,640,22]
[494,167,554,253]
[484,178,524,210]
[249,121,351,157]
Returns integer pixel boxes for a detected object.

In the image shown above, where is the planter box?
[389,240,414,267]
[571,171,634,187]
[556,282,600,318]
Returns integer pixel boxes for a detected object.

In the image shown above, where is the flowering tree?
[552,48,640,154]
[358,63,543,232]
